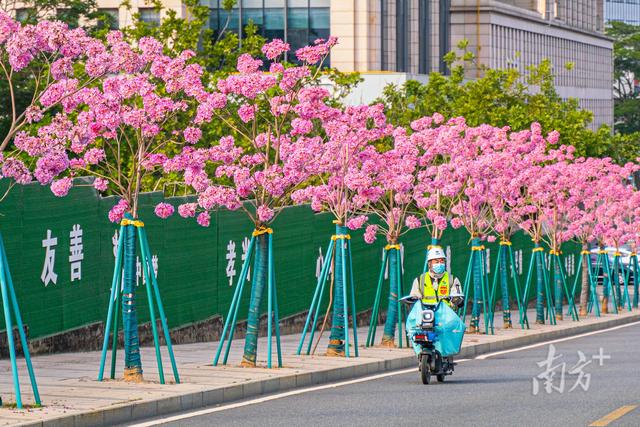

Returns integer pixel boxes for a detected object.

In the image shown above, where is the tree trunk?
[122,214,142,382]
[241,233,268,367]
[499,245,512,328]
[381,248,399,346]
[554,256,563,321]
[327,224,346,356]
[469,238,482,333]
[535,246,545,324]
[579,245,589,317]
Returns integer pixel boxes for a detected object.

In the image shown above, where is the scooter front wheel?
[421,355,431,384]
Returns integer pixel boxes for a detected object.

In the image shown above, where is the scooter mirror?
[399,295,418,308]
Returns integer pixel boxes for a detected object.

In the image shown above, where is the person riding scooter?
[403,246,466,384]
[409,247,463,306]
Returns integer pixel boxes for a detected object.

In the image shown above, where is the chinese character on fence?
[152,255,158,278]
[136,256,142,286]
[242,237,251,281]
[69,224,83,282]
[226,240,237,286]
[112,230,119,258]
[41,229,58,286]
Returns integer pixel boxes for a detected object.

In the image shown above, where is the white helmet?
[427,246,446,262]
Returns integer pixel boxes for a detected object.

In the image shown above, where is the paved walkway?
[1,307,639,426]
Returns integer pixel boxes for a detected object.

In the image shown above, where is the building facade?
[605,0,640,25]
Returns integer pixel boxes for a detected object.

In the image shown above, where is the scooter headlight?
[421,309,435,328]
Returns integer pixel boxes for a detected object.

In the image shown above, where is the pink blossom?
[236,53,263,74]
[108,199,129,223]
[256,205,274,222]
[51,177,73,197]
[405,215,422,229]
[184,127,202,144]
[364,224,378,244]
[93,178,108,192]
[178,203,197,218]
[237,104,255,123]
[346,215,368,230]
[197,211,210,227]
[261,39,290,60]
[154,202,175,219]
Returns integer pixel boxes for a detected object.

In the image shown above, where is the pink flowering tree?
[594,164,638,313]
[167,38,339,367]
[19,30,207,382]
[485,126,550,330]
[446,123,515,334]
[291,103,393,357]
[513,126,575,325]
[564,157,617,316]
[0,13,144,405]
[345,126,422,348]
[411,115,470,271]
[0,13,121,199]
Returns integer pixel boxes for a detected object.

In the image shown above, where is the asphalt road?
[128,324,640,427]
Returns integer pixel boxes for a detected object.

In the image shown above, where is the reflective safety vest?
[422,272,451,306]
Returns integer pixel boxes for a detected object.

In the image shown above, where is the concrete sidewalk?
[1,307,639,427]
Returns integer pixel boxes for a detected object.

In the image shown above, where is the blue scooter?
[400,295,465,384]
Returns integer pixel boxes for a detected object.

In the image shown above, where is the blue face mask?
[432,263,446,275]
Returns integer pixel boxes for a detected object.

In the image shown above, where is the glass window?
[287,7,308,54]
[242,7,264,37]
[56,9,79,27]
[265,0,285,5]
[139,8,160,26]
[309,7,329,29]
[15,8,33,23]
[98,8,119,30]
[209,7,220,31]
[310,0,330,6]
[219,7,240,31]
[264,8,285,41]
[287,7,308,29]
[243,8,264,31]
[309,7,329,44]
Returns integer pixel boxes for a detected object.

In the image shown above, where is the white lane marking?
[476,320,640,360]
[128,359,470,426]
[129,319,639,425]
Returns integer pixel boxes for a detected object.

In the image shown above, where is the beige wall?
[330,0,382,72]
[95,0,185,29]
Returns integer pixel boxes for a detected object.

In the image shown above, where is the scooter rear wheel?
[421,356,431,384]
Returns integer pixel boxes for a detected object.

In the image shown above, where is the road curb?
[20,313,640,427]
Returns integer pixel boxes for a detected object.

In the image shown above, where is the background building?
[10,0,614,128]
[605,0,640,25]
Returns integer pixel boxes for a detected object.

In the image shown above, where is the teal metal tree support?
[549,249,579,322]
[98,215,180,383]
[595,250,618,314]
[521,244,555,325]
[460,238,492,334]
[422,238,440,274]
[613,251,632,311]
[296,224,359,357]
[572,250,600,318]
[489,240,528,331]
[630,252,639,309]
[366,244,405,347]
[0,234,40,408]
[213,227,282,368]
